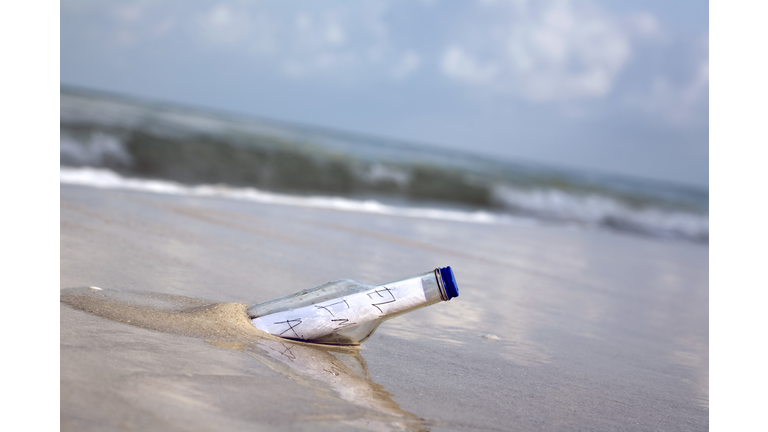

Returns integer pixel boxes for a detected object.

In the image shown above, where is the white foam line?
[60,167,530,226]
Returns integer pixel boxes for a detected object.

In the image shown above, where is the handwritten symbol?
[331,318,356,329]
[278,343,296,360]
[273,319,303,338]
[314,299,350,317]
[368,287,396,314]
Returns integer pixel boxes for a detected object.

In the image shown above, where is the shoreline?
[61,183,708,431]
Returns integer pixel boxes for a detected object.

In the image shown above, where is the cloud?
[279,10,359,77]
[441,0,632,102]
[115,4,143,22]
[391,51,421,79]
[72,0,636,95]
[628,11,662,39]
[63,0,705,121]
[441,46,498,82]
[198,3,254,46]
[325,22,346,45]
[626,59,709,127]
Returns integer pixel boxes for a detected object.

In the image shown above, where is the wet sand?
[60,184,708,431]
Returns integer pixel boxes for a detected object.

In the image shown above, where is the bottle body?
[248,267,459,345]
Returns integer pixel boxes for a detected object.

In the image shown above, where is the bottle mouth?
[435,266,459,301]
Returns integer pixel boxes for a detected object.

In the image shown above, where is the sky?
[60,0,709,188]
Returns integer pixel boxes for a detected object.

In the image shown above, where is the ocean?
[60,86,709,243]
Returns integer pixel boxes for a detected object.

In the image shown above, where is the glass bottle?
[248,266,459,345]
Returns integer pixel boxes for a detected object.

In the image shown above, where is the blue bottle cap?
[439,266,459,299]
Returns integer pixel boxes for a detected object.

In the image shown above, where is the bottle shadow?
[207,338,431,431]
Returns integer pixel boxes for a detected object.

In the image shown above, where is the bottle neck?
[374,269,451,308]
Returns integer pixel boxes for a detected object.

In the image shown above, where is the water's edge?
[60,87,708,243]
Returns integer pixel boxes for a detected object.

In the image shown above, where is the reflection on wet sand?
[210,339,429,431]
[61,287,429,430]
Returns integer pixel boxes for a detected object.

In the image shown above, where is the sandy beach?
[60,183,708,431]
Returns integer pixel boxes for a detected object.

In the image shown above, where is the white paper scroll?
[251,277,427,340]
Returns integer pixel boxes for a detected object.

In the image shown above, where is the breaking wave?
[60,87,709,243]
[60,166,707,242]
[60,166,514,225]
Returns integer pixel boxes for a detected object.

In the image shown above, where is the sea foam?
[59,88,709,243]
[60,166,518,225]
[60,166,708,242]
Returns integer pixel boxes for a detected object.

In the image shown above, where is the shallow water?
[61,286,429,430]
[61,184,708,431]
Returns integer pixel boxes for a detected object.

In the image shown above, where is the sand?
[60,287,262,341]
[60,184,708,431]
